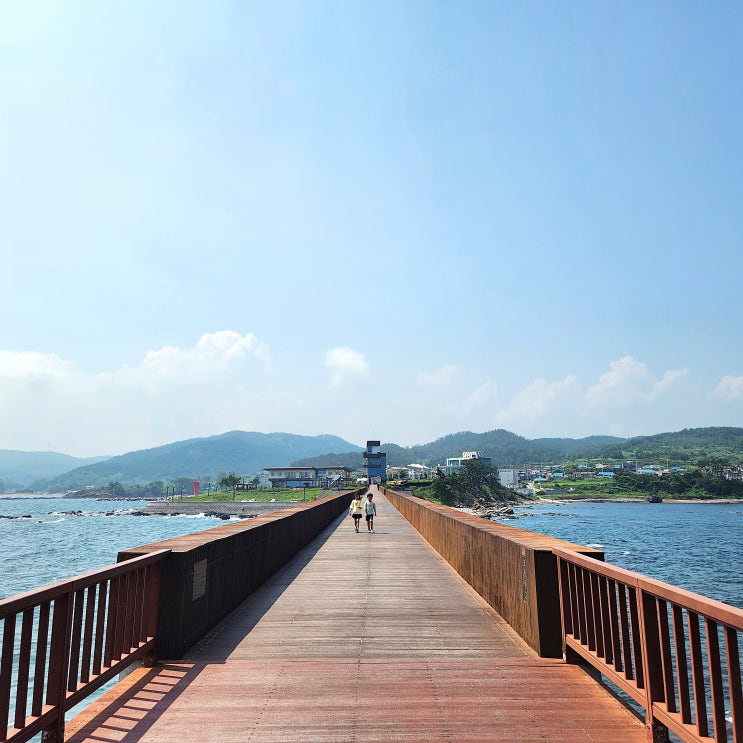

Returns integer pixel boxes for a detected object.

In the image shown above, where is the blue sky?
[2,1,742,457]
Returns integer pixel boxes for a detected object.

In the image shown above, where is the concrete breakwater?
[143,501,299,519]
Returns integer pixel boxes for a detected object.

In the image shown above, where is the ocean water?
[2,496,741,609]
[498,500,743,609]
[0,496,234,599]
[1,495,741,740]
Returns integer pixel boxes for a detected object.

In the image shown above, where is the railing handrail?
[0,550,170,618]
[553,546,743,629]
[1,549,169,743]
[553,546,743,743]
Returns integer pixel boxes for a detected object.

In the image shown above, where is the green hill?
[296,430,626,469]
[0,450,110,490]
[295,427,743,471]
[598,427,743,466]
[10,426,743,493]
[30,431,362,491]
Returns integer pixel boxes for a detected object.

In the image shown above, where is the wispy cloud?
[714,375,743,401]
[466,380,496,407]
[116,330,271,383]
[0,350,76,380]
[493,357,693,437]
[586,356,688,409]
[324,347,369,386]
[416,364,460,385]
[0,332,273,455]
[495,375,582,426]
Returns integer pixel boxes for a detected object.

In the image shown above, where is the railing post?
[556,555,582,664]
[41,592,73,743]
[142,560,163,667]
[638,588,670,743]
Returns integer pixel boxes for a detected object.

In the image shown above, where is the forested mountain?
[297,427,743,470]
[6,427,742,493]
[599,427,743,466]
[27,432,362,492]
[0,450,109,490]
[296,430,626,469]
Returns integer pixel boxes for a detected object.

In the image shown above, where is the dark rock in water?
[458,503,516,519]
[204,511,232,520]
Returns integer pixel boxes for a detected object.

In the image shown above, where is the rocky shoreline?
[454,502,516,519]
[142,501,299,519]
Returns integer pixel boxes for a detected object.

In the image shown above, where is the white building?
[498,468,519,488]
[442,451,493,474]
[406,463,433,479]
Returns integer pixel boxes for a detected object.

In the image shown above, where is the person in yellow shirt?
[349,493,364,532]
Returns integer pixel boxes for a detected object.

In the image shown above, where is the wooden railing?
[0,549,167,743]
[554,547,743,743]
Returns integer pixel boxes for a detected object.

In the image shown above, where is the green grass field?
[170,487,327,503]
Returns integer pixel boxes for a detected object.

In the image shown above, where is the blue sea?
[0,496,231,599]
[2,495,741,609]
[1,494,741,741]
[498,500,743,609]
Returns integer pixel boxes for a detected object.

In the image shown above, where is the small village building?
[263,466,353,489]
[406,463,433,479]
[498,468,519,488]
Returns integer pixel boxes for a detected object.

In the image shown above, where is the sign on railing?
[0,549,167,743]
[554,547,743,743]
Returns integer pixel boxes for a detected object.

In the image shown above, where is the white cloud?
[324,347,369,386]
[495,375,582,428]
[0,331,273,456]
[0,350,76,380]
[491,357,693,437]
[586,356,687,409]
[586,356,650,407]
[714,375,743,401]
[1,339,739,459]
[122,330,271,383]
[651,368,689,397]
[466,380,496,407]
[416,364,460,385]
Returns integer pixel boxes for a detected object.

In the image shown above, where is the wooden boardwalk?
[66,489,646,742]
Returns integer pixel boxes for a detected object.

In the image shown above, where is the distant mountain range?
[1,426,741,493]
[3,432,362,492]
[0,450,110,490]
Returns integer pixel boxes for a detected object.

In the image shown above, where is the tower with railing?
[363,440,387,484]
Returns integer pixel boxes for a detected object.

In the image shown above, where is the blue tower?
[363,440,387,484]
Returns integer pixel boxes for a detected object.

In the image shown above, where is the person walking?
[349,493,364,532]
[364,492,377,533]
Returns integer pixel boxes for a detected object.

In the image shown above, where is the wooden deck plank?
[67,488,646,742]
